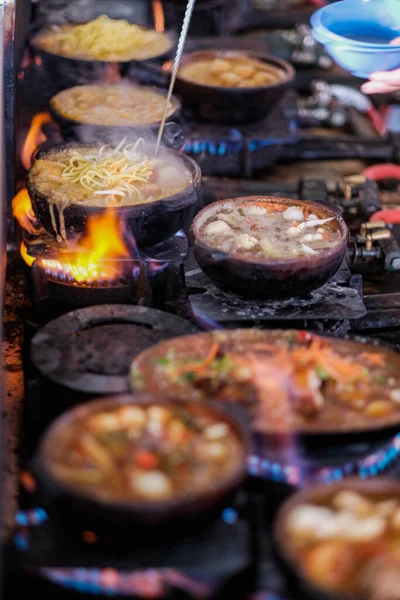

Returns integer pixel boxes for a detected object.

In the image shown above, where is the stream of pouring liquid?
[155,0,197,154]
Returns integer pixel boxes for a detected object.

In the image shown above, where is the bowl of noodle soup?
[31,16,175,88]
[49,85,183,149]
[27,139,201,247]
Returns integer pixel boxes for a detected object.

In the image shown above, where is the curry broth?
[130,330,400,434]
[51,85,177,127]
[45,402,244,503]
[179,55,283,88]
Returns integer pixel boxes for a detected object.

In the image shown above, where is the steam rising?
[60,82,184,149]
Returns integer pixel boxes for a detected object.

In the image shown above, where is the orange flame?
[21,112,53,171]
[152,0,165,33]
[12,188,37,233]
[41,210,130,284]
[20,242,36,267]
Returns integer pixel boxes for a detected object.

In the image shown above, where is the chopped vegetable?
[132,330,400,433]
[135,450,159,470]
[200,201,341,260]
[285,488,400,600]
[47,401,243,504]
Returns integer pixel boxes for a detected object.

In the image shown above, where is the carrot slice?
[173,342,220,377]
[135,451,159,470]
[360,352,385,367]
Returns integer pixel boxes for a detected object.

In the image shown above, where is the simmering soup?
[28,139,192,241]
[131,329,400,434]
[179,55,282,88]
[35,15,172,61]
[199,200,342,260]
[285,488,400,600]
[51,85,177,126]
[44,402,244,503]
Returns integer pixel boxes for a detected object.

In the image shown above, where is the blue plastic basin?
[311,0,400,78]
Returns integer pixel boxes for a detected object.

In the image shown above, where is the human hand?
[361,37,400,94]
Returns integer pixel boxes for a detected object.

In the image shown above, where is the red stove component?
[363,164,400,182]
[370,210,400,224]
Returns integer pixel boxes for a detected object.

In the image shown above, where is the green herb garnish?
[376,374,386,384]
[129,368,144,390]
[211,354,234,374]
[153,357,171,366]
[181,371,197,383]
[238,208,245,217]
[316,364,331,381]
[172,407,201,431]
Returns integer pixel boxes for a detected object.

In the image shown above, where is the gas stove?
[4,5,400,600]
[16,34,400,180]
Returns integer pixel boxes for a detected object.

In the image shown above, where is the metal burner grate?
[185,254,366,329]
[27,232,188,312]
[30,304,197,395]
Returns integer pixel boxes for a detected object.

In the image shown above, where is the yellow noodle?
[54,16,145,60]
[38,16,171,61]
[60,140,155,201]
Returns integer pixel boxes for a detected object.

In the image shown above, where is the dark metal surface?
[7,491,253,599]
[30,304,197,394]
[185,254,366,325]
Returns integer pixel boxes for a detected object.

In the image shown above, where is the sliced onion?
[301,243,318,255]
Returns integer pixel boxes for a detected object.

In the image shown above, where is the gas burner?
[25,232,187,311]
[31,257,153,308]
[249,431,400,486]
[183,102,295,178]
[30,304,197,395]
[184,254,366,329]
[9,495,251,600]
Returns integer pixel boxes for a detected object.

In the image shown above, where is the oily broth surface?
[45,403,244,503]
[179,55,283,88]
[199,202,342,260]
[130,329,400,434]
[29,147,192,208]
[51,85,177,127]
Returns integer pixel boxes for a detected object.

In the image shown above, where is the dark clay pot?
[33,394,249,530]
[174,50,295,124]
[28,143,201,247]
[49,87,184,149]
[274,478,400,600]
[190,196,349,298]
[30,27,175,90]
